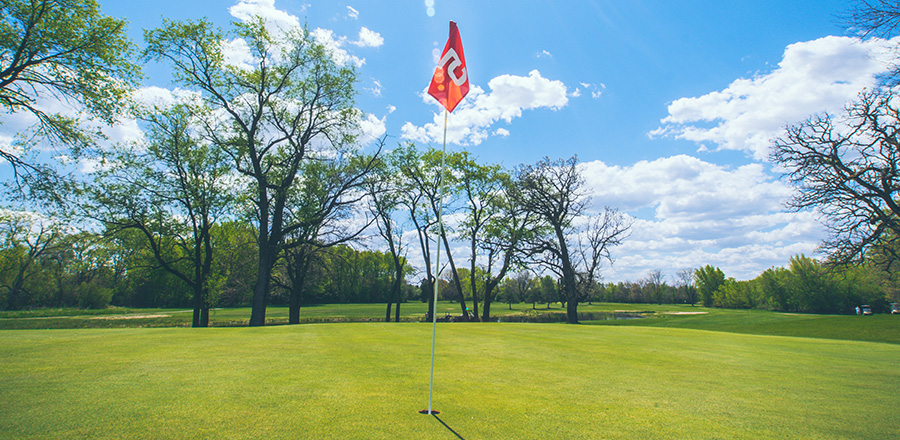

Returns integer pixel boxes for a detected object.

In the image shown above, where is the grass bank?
[1,323,898,439]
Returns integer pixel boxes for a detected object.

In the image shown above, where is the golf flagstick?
[419,21,469,416]
[425,109,449,416]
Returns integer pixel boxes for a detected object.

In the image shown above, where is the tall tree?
[145,17,360,326]
[0,0,139,196]
[454,152,505,321]
[396,144,469,318]
[478,174,541,321]
[694,265,725,307]
[772,91,900,269]
[367,149,406,322]
[279,149,380,324]
[84,103,233,327]
[515,156,587,323]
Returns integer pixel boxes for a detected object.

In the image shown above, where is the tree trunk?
[250,247,275,326]
[439,227,468,319]
[200,307,209,327]
[566,299,578,324]
[425,279,435,321]
[192,282,203,327]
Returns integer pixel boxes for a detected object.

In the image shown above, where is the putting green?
[1,323,897,439]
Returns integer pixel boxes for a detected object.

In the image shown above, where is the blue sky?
[10,0,898,283]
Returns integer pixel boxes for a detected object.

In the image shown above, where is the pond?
[496,311,644,323]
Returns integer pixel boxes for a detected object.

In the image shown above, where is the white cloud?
[401,69,568,145]
[227,1,374,68]
[229,0,302,37]
[358,113,387,146]
[310,28,366,67]
[580,155,823,281]
[353,27,383,47]
[652,36,900,160]
[365,78,383,97]
[347,6,359,19]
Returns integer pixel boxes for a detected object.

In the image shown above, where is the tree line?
[5,0,900,325]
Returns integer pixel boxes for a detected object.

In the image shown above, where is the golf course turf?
[1,317,898,439]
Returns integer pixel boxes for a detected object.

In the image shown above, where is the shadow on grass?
[419,411,465,439]
[433,414,465,440]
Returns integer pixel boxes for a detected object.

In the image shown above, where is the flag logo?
[428,21,469,112]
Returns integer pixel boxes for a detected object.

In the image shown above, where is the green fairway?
[1,323,898,439]
[585,306,900,345]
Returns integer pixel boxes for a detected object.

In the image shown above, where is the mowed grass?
[586,306,900,345]
[1,323,899,439]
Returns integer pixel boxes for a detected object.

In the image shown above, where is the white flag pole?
[426,109,449,415]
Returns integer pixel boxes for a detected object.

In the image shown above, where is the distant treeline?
[0,219,416,310]
[3,211,897,314]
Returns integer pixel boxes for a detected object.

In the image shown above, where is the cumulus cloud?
[353,27,383,47]
[401,69,568,145]
[227,1,377,68]
[310,28,366,67]
[229,0,302,37]
[652,36,900,160]
[580,155,823,280]
[357,113,387,146]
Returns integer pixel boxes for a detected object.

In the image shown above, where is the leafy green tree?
[454,152,505,321]
[279,152,380,324]
[367,148,406,322]
[477,174,541,321]
[0,210,61,309]
[757,267,791,311]
[539,275,557,308]
[694,265,725,307]
[210,220,257,307]
[145,17,360,326]
[83,103,232,326]
[395,144,470,318]
[0,0,139,196]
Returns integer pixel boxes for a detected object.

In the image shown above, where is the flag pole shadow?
[418,410,466,440]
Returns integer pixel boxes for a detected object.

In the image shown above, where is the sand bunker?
[89,314,170,320]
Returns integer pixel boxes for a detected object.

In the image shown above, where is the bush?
[77,281,113,310]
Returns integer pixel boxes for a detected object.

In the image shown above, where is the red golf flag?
[428,21,469,113]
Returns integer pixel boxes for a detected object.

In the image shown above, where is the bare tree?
[843,1,900,86]
[676,268,698,306]
[645,269,665,305]
[772,90,900,269]
[515,156,589,323]
[574,208,632,304]
[846,0,900,38]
